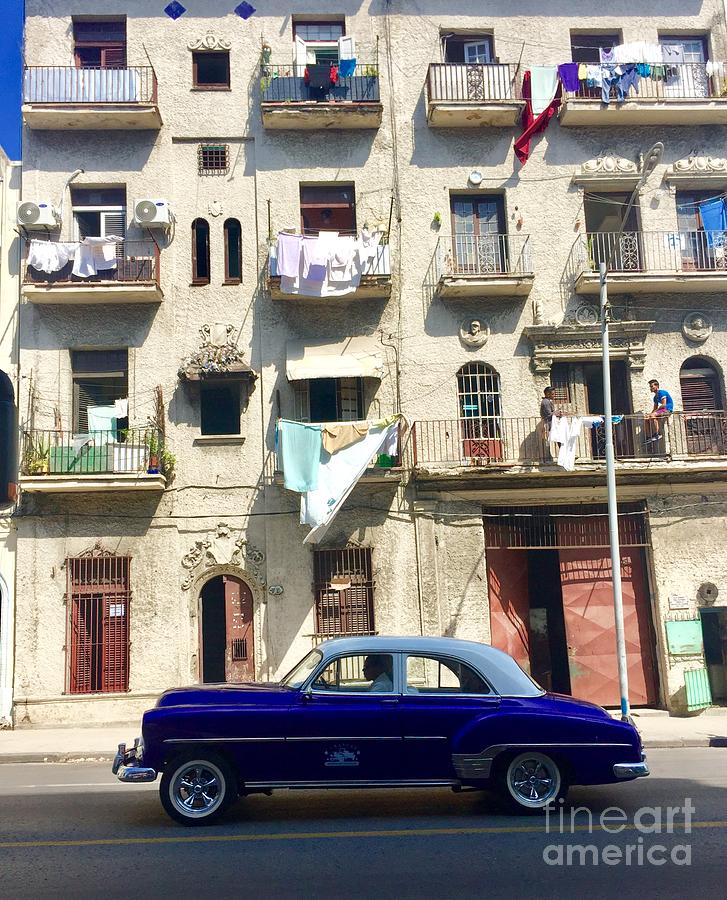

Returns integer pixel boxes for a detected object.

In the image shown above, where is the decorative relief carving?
[672,151,727,176]
[200,323,235,347]
[74,541,116,559]
[580,150,638,178]
[524,321,654,374]
[181,523,266,590]
[682,312,713,344]
[459,319,489,348]
[179,324,256,382]
[188,32,232,52]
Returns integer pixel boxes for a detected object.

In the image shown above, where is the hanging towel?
[87,405,117,442]
[530,65,559,115]
[557,417,582,471]
[71,433,92,454]
[328,235,357,282]
[279,420,323,493]
[321,421,370,454]
[276,232,303,278]
[307,63,332,89]
[514,70,562,165]
[557,62,580,92]
[113,398,129,417]
[301,419,400,544]
[578,62,588,81]
[697,197,727,247]
[72,236,122,278]
[548,415,570,444]
[339,58,356,78]
[27,240,78,274]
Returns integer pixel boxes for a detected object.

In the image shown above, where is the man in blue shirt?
[645,379,673,442]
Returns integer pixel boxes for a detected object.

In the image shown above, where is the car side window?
[311,653,395,693]
[405,655,490,694]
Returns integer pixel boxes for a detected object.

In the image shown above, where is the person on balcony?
[645,379,673,442]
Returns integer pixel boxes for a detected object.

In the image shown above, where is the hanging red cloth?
[514,70,562,166]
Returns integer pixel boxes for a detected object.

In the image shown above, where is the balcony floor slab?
[560,98,727,127]
[426,101,524,127]
[261,102,383,130]
[437,274,534,298]
[269,275,391,300]
[574,271,727,295]
[22,283,163,304]
[22,103,162,130]
[20,473,166,493]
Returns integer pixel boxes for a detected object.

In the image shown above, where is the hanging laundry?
[338,58,357,78]
[278,419,323,492]
[306,63,333,89]
[72,236,122,279]
[113,398,129,417]
[514,70,562,166]
[87,405,117,442]
[357,227,383,269]
[530,65,559,115]
[557,62,580,92]
[321,420,370,454]
[548,415,570,445]
[636,62,651,78]
[557,416,582,471]
[27,240,78,274]
[301,235,328,281]
[276,231,303,278]
[578,62,588,81]
[301,417,401,545]
[697,197,727,247]
[71,434,92,454]
[328,235,357,282]
[585,64,602,87]
[599,47,616,65]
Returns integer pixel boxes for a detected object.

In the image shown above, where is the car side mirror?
[301,690,314,703]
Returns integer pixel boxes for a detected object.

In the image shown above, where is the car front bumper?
[112,741,157,784]
[613,757,650,779]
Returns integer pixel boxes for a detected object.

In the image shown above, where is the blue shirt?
[654,389,673,412]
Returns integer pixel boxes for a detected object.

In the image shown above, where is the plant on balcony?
[432,211,442,229]
[363,65,379,78]
[24,433,50,475]
[146,431,160,474]
[159,447,177,480]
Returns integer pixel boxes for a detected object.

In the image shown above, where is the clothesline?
[26,236,124,279]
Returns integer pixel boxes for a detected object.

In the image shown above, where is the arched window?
[224,218,242,284]
[0,370,17,504]
[679,357,723,411]
[457,362,503,460]
[191,218,210,285]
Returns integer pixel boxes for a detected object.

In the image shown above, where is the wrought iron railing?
[426,63,522,103]
[260,62,380,103]
[23,66,158,104]
[572,230,727,275]
[429,233,533,282]
[565,62,721,102]
[21,427,163,477]
[411,413,727,468]
[24,240,160,286]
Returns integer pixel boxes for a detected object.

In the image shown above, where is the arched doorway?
[679,357,726,455]
[199,575,254,683]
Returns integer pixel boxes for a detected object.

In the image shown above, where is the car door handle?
[380,698,399,705]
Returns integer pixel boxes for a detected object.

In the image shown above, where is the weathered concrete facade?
[14,0,727,724]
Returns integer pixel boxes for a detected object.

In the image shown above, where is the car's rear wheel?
[160,752,236,826]
[500,751,566,812]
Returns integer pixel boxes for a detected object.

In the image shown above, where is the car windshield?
[279,649,323,689]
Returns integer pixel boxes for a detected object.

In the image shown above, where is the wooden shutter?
[680,368,721,411]
[101,46,127,68]
[336,377,363,420]
[313,548,374,636]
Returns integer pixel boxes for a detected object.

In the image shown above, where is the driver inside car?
[363,654,394,692]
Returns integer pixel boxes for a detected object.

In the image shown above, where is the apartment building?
[0,144,20,726]
[12,0,727,725]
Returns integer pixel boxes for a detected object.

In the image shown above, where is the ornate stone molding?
[459,318,489,348]
[524,320,655,374]
[178,324,257,382]
[181,523,266,590]
[573,150,640,189]
[74,541,117,560]
[665,150,727,188]
[682,312,713,344]
[188,32,232,52]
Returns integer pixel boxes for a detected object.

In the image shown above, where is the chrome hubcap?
[508,755,559,807]
[171,762,224,818]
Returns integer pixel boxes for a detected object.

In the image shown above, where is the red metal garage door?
[558,548,658,707]
[487,549,531,673]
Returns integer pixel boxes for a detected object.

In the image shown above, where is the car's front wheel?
[500,751,566,812]
[160,752,237,826]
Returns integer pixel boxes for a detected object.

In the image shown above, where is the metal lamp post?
[599,141,663,721]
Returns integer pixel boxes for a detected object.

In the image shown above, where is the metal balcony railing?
[411,413,727,468]
[21,427,163,477]
[24,240,160,287]
[23,66,158,104]
[566,62,721,102]
[572,230,727,275]
[429,233,533,281]
[260,62,380,103]
[426,63,522,103]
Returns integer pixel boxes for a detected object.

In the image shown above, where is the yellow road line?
[1,821,725,850]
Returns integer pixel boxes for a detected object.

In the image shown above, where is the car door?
[398,654,501,780]
[284,651,404,783]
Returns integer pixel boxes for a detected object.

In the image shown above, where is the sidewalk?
[1,710,726,764]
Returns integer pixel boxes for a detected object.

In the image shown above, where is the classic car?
[112,636,648,825]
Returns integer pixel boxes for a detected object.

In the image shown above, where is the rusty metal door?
[558,549,658,706]
[486,549,532,674]
[224,576,254,682]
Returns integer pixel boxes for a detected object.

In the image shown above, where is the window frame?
[192,50,231,90]
[223,218,242,284]
[313,546,375,638]
[198,143,230,176]
[300,183,357,236]
[403,653,494,696]
[307,652,395,695]
[442,33,495,65]
[73,18,127,68]
[71,349,129,433]
[199,379,243,436]
[191,217,211,285]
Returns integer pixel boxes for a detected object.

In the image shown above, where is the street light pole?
[600,141,663,722]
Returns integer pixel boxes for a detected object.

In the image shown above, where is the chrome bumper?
[112,740,157,784]
[613,760,650,779]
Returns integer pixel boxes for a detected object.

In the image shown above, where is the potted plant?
[146,432,160,474]
[25,433,50,475]
[160,446,177,481]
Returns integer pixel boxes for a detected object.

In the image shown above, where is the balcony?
[571,231,727,294]
[425,63,524,127]
[20,427,166,493]
[268,242,392,300]
[560,63,727,126]
[22,241,163,304]
[427,234,534,299]
[260,63,382,130]
[22,66,161,130]
[411,414,727,482]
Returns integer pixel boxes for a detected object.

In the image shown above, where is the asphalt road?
[1,748,726,899]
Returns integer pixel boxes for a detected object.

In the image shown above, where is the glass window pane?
[312,653,394,692]
[406,655,490,694]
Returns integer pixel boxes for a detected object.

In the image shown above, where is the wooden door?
[487,549,532,673]
[450,195,505,275]
[558,548,658,706]
[224,576,255,682]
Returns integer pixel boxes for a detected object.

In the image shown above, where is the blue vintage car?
[113,636,648,825]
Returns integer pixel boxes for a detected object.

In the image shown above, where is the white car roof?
[316,636,544,698]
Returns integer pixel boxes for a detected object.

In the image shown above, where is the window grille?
[313,547,375,636]
[457,362,502,450]
[198,144,229,176]
[66,549,131,694]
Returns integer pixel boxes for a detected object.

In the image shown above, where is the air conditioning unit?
[17,200,61,229]
[133,199,172,228]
